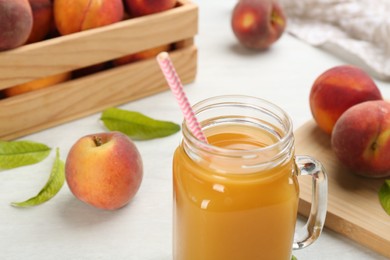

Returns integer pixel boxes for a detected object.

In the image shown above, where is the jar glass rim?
[182,95,294,157]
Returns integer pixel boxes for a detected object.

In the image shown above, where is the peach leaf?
[100,107,180,140]
[11,148,65,207]
[379,179,390,216]
[0,140,51,169]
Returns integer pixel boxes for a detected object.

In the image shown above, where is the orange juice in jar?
[173,95,328,260]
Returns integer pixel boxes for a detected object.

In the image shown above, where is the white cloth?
[279,0,390,81]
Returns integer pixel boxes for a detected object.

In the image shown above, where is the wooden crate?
[0,0,198,141]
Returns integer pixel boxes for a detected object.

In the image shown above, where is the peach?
[26,0,53,44]
[310,65,383,135]
[231,0,286,50]
[332,101,390,177]
[113,44,171,66]
[124,0,176,17]
[0,0,33,50]
[3,72,71,97]
[54,0,124,35]
[65,131,143,210]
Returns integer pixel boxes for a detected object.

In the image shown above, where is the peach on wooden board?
[65,132,143,210]
[54,0,124,35]
[0,0,33,50]
[26,0,53,44]
[309,65,383,135]
[3,72,71,97]
[124,0,177,17]
[231,0,286,50]
[332,100,390,178]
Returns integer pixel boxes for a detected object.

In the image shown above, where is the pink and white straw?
[156,52,208,143]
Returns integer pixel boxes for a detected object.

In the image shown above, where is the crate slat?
[0,45,197,141]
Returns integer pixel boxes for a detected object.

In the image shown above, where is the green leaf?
[291,256,298,260]
[100,107,180,140]
[379,179,390,216]
[0,140,51,169]
[11,148,65,207]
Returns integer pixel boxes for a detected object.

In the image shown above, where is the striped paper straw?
[156,52,208,143]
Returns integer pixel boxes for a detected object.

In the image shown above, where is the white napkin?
[279,0,390,81]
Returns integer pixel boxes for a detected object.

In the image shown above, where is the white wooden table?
[1,1,389,259]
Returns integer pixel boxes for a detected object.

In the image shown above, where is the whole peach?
[54,0,124,35]
[231,0,286,50]
[26,0,53,44]
[0,0,33,50]
[332,101,390,177]
[65,131,143,210]
[310,65,383,135]
[124,0,176,17]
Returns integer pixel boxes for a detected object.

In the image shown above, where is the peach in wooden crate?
[3,72,71,97]
[26,0,53,44]
[54,0,125,35]
[0,0,198,141]
[124,0,177,17]
[0,0,33,50]
[113,44,172,66]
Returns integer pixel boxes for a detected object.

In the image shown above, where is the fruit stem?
[93,136,103,147]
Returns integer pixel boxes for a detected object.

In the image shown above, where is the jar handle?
[293,155,328,250]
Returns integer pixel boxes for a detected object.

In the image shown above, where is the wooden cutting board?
[295,120,390,258]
